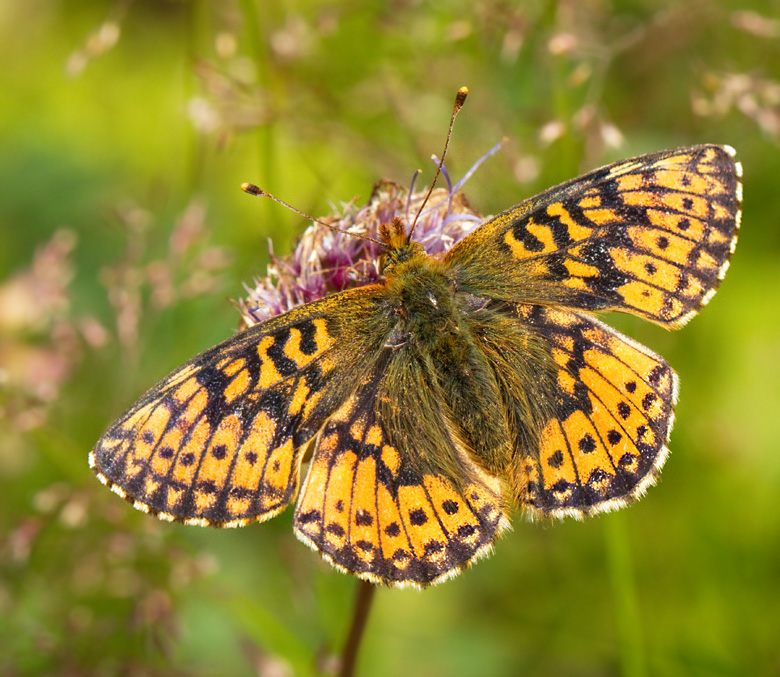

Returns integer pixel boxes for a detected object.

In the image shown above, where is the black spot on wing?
[576,237,630,297]
[298,320,320,356]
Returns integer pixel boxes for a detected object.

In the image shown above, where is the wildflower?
[238,145,503,327]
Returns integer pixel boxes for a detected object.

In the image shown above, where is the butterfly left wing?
[446,145,741,327]
[294,348,509,588]
[89,286,393,527]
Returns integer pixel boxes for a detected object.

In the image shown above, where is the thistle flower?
[238,144,503,327]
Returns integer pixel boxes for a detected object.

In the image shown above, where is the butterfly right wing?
[446,145,741,327]
[294,346,510,588]
[470,301,678,518]
[516,304,677,517]
[89,286,393,527]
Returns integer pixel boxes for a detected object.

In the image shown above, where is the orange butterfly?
[91,143,741,587]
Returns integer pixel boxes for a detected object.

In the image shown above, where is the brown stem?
[338,580,376,677]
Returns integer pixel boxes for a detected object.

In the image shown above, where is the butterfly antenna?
[407,85,468,241]
[241,183,384,246]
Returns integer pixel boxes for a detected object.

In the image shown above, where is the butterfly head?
[380,217,425,269]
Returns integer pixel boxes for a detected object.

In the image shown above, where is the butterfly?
[90,144,741,588]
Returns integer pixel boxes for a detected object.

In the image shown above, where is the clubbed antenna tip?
[241,182,264,196]
[408,85,469,241]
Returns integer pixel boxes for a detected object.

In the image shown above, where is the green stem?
[604,513,647,677]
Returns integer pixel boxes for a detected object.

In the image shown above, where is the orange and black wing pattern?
[507,303,677,518]
[89,287,391,527]
[89,139,742,587]
[447,145,741,327]
[295,349,509,587]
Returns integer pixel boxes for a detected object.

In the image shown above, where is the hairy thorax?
[386,256,459,348]
[383,249,514,475]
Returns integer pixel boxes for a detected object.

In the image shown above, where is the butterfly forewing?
[446,145,741,327]
[90,286,392,526]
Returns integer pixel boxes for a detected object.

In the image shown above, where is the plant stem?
[339,580,376,677]
[604,513,647,677]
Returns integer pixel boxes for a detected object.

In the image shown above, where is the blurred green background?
[1,1,779,675]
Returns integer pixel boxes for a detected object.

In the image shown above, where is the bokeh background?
[2,1,779,675]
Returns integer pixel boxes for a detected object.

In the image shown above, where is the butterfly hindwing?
[446,145,741,327]
[90,286,392,527]
[294,348,509,587]
[508,304,677,517]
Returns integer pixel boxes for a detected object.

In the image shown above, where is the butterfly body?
[91,145,741,587]
[383,244,517,480]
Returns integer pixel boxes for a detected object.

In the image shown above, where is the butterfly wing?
[294,346,509,588]
[507,304,677,517]
[90,286,394,527]
[446,145,741,327]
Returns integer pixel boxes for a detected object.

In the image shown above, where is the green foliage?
[1,1,778,675]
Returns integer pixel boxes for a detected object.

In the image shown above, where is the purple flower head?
[238,145,502,328]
